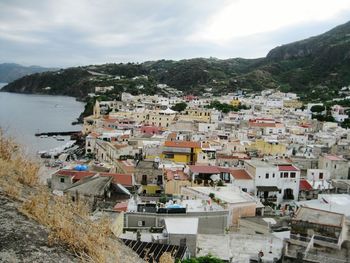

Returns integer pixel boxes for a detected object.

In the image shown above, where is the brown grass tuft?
[0,131,120,263]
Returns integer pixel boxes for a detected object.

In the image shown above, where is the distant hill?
[0,63,58,83]
[3,21,350,101]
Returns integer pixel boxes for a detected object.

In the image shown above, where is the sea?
[0,83,85,155]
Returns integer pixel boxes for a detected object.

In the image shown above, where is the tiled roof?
[299,179,313,191]
[324,155,345,161]
[188,165,220,174]
[113,201,129,212]
[278,165,299,171]
[229,169,252,180]
[100,173,133,186]
[164,140,201,148]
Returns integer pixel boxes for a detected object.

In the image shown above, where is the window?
[334,165,337,169]
[290,172,296,178]
[164,153,174,159]
[319,173,324,179]
[60,177,65,183]
[138,220,145,227]
[280,172,283,178]
[242,188,247,192]
[284,172,288,178]
[272,173,275,178]
[265,173,269,179]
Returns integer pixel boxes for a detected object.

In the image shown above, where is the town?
[44,85,350,262]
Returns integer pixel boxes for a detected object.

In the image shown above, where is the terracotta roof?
[188,165,220,174]
[278,165,299,171]
[164,140,201,148]
[114,201,128,212]
[229,169,252,180]
[167,132,177,140]
[103,118,118,123]
[100,173,133,186]
[324,155,345,161]
[249,122,278,128]
[299,179,313,191]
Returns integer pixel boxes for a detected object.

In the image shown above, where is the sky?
[1,0,350,67]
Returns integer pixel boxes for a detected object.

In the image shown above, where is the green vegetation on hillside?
[3,21,350,101]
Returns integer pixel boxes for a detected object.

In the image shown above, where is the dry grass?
[20,189,116,262]
[159,252,175,263]
[0,130,120,262]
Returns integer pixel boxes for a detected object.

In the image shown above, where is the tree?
[171,102,187,112]
[310,105,325,113]
[181,255,224,263]
[209,193,215,199]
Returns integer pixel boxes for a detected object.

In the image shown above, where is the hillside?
[0,63,57,83]
[2,21,350,101]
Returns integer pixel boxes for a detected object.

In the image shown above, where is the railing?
[290,233,340,249]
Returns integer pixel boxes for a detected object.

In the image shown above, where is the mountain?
[0,63,58,83]
[2,21,350,101]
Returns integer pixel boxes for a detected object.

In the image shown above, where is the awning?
[256,186,279,192]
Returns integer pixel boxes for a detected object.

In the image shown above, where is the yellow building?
[82,100,102,135]
[248,139,287,156]
[283,99,303,109]
[161,140,202,164]
[146,109,177,128]
[178,108,211,123]
[110,109,176,128]
[230,98,241,107]
[141,184,161,194]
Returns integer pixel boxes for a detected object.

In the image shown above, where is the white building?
[245,160,300,205]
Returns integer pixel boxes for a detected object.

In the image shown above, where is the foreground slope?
[0,193,75,263]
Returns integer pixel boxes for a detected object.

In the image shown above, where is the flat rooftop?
[297,194,350,218]
[185,186,256,204]
[165,217,198,235]
[180,199,225,212]
[294,206,344,227]
[245,159,276,168]
[197,233,283,262]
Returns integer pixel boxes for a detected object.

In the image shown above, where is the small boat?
[53,135,57,138]
[56,136,65,141]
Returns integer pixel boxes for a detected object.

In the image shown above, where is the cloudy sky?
[1,0,350,67]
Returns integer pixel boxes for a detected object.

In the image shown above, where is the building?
[161,141,202,164]
[164,217,198,257]
[283,207,349,262]
[181,186,260,226]
[245,160,300,205]
[318,154,349,179]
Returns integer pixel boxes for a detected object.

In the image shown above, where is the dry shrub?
[1,181,21,198]
[13,157,39,187]
[159,252,175,263]
[20,189,116,262]
[0,130,39,190]
[0,130,17,161]
[1,132,119,263]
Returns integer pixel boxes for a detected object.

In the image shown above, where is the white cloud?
[189,0,350,44]
[0,0,350,66]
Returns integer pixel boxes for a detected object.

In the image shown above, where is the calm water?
[0,83,84,154]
